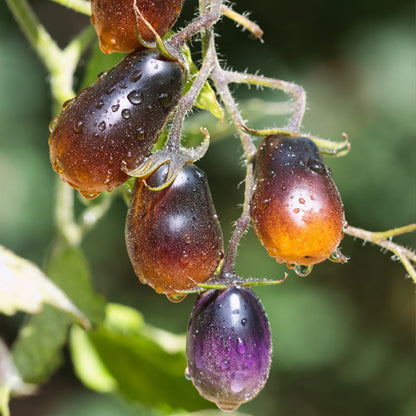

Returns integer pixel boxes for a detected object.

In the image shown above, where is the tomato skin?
[186,285,272,412]
[125,163,224,297]
[90,0,185,54]
[251,134,345,266]
[49,49,184,198]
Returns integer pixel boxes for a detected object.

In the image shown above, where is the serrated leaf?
[182,45,224,120]
[71,303,211,412]
[12,247,105,383]
[0,245,87,326]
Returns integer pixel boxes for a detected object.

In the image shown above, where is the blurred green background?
[0,0,414,415]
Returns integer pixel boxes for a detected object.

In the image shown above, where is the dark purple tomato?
[49,49,184,198]
[186,286,272,411]
[90,0,185,54]
[251,134,345,267]
[125,163,224,301]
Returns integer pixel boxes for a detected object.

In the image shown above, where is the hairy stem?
[345,225,416,283]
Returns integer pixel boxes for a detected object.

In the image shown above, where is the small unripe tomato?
[251,134,345,267]
[186,285,272,412]
[49,49,184,198]
[90,0,185,54]
[125,163,224,301]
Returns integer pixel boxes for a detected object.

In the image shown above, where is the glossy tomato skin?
[125,163,224,298]
[251,134,345,266]
[186,286,272,412]
[90,0,185,54]
[49,49,184,198]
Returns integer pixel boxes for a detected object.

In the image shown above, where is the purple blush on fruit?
[186,285,272,412]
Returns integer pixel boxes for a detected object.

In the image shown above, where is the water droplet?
[287,263,296,270]
[52,157,63,174]
[180,252,190,265]
[236,338,246,354]
[293,208,300,214]
[184,367,191,380]
[294,264,313,277]
[129,70,142,82]
[95,99,104,109]
[80,191,100,199]
[49,117,58,132]
[307,157,326,175]
[105,85,116,95]
[138,276,148,285]
[268,169,276,177]
[329,248,348,263]
[73,119,84,133]
[166,293,187,303]
[241,318,248,326]
[158,92,172,107]
[121,109,131,119]
[62,98,73,110]
[96,70,107,80]
[216,400,241,412]
[184,234,192,244]
[111,104,120,112]
[299,197,305,204]
[136,130,145,140]
[128,90,143,105]
[98,121,106,131]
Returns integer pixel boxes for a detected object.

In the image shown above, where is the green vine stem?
[345,225,416,283]
[50,0,91,15]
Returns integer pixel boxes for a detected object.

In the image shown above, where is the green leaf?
[71,303,211,413]
[80,44,126,89]
[182,45,224,120]
[46,247,106,325]
[12,306,71,382]
[0,245,87,326]
[12,247,105,383]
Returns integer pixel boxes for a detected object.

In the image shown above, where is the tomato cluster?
[47,2,346,411]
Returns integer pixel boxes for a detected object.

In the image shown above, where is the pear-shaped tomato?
[186,285,272,412]
[49,49,184,198]
[125,163,224,301]
[251,134,345,267]
[90,0,185,54]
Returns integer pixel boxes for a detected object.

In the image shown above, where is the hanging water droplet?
[166,293,187,303]
[73,119,84,133]
[98,121,106,131]
[127,90,143,105]
[294,264,313,277]
[241,318,248,326]
[121,109,131,119]
[111,104,120,112]
[329,248,347,263]
[307,157,326,175]
[80,190,100,199]
[184,367,191,380]
[216,400,241,412]
[129,70,142,82]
